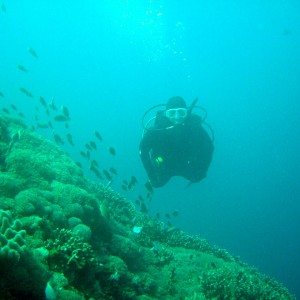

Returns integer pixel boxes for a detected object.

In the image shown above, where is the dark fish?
[123,180,128,185]
[95,131,103,141]
[1,4,6,12]
[75,162,82,168]
[28,47,38,58]
[19,87,33,97]
[102,169,112,181]
[128,183,133,190]
[18,112,25,118]
[0,91,4,97]
[108,146,116,156]
[144,181,153,194]
[85,143,92,151]
[65,123,69,129]
[130,176,138,185]
[61,105,70,118]
[48,121,53,129]
[90,160,99,168]
[135,200,140,206]
[138,195,144,201]
[37,123,50,129]
[10,104,17,111]
[54,115,69,122]
[140,202,148,213]
[121,185,128,191]
[46,108,50,116]
[2,108,9,114]
[53,133,64,145]
[17,64,28,73]
[109,167,117,175]
[80,151,87,158]
[90,165,104,179]
[165,213,171,219]
[155,213,160,219]
[66,133,74,146]
[172,210,179,217]
[86,150,90,160]
[90,141,97,150]
[49,98,58,111]
[39,96,47,108]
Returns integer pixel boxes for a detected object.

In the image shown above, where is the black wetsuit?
[140,112,214,187]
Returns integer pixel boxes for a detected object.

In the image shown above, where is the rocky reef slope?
[0,114,295,299]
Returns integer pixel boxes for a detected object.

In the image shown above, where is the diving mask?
[165,108,187,124]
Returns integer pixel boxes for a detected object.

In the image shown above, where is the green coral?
[0,209,26,261]
[200,265,293,300]
[46,228,96,272]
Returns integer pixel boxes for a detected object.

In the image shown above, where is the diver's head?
[165,96,188,125]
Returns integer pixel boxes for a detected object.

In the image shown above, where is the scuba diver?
[140,96,214,188]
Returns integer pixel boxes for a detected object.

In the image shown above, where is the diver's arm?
[139,133,157,179]
[186,119,214,181]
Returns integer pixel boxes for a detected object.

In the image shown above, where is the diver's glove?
[154,156,164,167]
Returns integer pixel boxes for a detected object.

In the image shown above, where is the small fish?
[144,180,153,194]
[2,108,9,114]
[90,165,104,179]
[121,185,128,191]
[140,202,148,213]
[165,213,171,219]
[138,195,144,201]
[39,96,47,108]
[46,108,50,116]
[109,167,117,175]
[80,151,87,158]
[61,105,70,118]
[17,64,28,73]
[172,210,179,217]
[8,130,21,152]
[108,146,116,156]
[48,121,53,129]
[48,97,58,111]
[19,87,33,97]
[95,131,103,141]
[53,133,64,145]
[28,47,38,58]
[86,150,90,160]
[10,104,17,111]
[102,169,112,181]
[123,180,128,185]
[54,115,69,122]
[90,141,97,150]
[85,143,92,151]
[0,91,4,97]
[90,160,99,168]
[37,122,50,129]
[75,161,82,168]
[130,176,138,185]
[1,3,6,12]
[18,112,25,118]
[66,133,74,145]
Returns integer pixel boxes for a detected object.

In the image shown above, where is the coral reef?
[0,114,296,299]
[0,209,26,261]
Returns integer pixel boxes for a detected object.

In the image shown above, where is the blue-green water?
[1,1,299,297]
